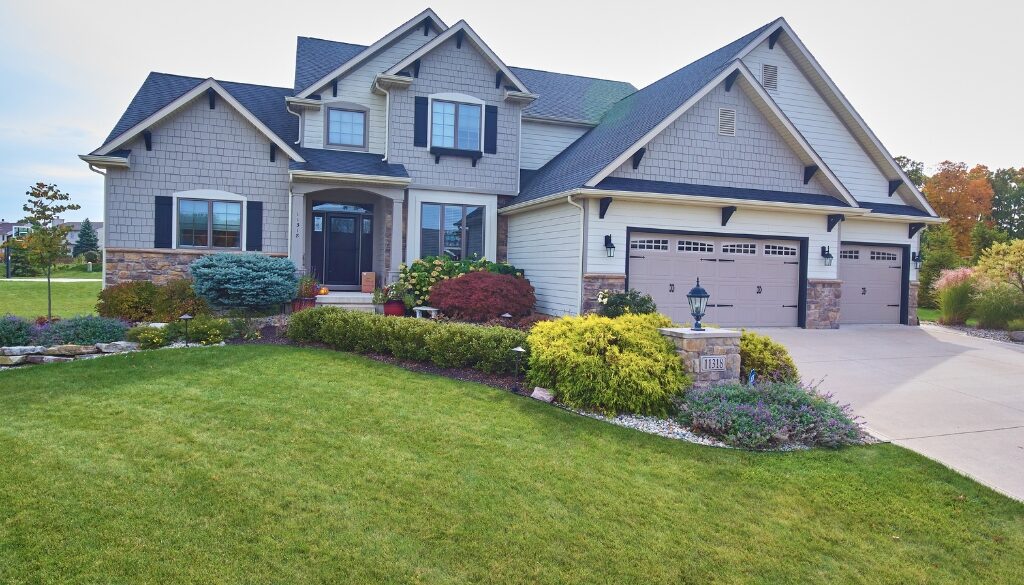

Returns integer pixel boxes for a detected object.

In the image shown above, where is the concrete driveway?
[755,325,1024,501]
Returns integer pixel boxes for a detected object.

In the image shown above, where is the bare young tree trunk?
[46,265,52,321]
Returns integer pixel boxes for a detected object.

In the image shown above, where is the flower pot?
[383,300,406,316]
[292,297,316,313]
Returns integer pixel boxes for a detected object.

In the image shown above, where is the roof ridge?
[147,71,295,94]
[509,65,635,87]
[296,36,368,48]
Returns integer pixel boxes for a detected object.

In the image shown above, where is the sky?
[0,0,1019,222]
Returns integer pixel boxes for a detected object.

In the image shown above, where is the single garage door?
[628,233,801,327]
[838,244,903,324]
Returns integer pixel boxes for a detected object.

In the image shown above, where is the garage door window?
[870,250,898,261]
[840,249,859,259]
[678,240,714,253]
[722,243,757,254]
[631,238,669,250]
[764,244,797,256]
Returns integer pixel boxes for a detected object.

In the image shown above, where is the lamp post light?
[686,278,710,332]
[820,245,834,267]
[180,313,193,348]
[510,346,527,389]
[912,251,923,270]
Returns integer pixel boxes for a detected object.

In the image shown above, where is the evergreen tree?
[918,225,961,309]
[969,221,1009,265]
[73,217,99,256]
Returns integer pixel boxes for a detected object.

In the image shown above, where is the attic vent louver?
[762,64,778,91]
[718,108,736,136]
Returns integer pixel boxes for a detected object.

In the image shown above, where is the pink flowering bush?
[933,267,974,291]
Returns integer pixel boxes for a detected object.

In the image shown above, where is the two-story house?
[81,8,942,328]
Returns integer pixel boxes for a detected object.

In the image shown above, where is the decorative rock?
[0,355,27,366]
[95,341,140,353]
[531,387,555,403]
[1010,331,1024,343]
[1,346,45,356]
[27,355,73,364]
[44,344,99,356]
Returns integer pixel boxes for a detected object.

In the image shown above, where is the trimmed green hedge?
[286,307,527,374]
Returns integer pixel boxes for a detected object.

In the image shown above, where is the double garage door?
[838,244,904,324]
[628,233,801,327]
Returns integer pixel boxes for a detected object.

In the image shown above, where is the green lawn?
[918,307,981,326]
[1,346,1021,583]
[0,280,101,318]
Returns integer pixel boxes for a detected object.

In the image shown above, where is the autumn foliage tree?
[922,161,994,257]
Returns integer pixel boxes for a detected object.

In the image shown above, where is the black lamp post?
[686,278,710,332]
[912,251,923,270]
[821,246,834,267]
[180,313,193,348]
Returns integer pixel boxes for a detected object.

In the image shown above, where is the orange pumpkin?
[318,286,330,295]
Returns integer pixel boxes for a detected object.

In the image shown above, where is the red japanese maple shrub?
[429,271,535,322]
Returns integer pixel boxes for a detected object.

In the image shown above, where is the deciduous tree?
[922,161,994,256]
[975,240,1024,294]
[990,167,1024,239]
[895,155,927,189]
[18,183,81,320]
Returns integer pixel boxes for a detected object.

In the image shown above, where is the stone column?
[805,279,842,329]
[390,198,404,283]
[660,328,741,388]
[908,281,920,326]
[582,273,626,313]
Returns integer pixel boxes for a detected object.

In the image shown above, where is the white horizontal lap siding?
[742,41,893,204]
[841,219,919,280]
[303,28,438,152]
[519,121,588,170]
[585,198,839,280]
[507,203,581,316]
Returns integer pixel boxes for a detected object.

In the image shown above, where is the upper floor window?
[431,100,481,151]
[178,199,242,249]
[326,108,366,148]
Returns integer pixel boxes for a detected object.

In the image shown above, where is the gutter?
[78,154,130,169]
[289,169,411,187]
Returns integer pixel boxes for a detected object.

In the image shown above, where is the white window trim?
[171,189,247,250]
[427,92,485,152]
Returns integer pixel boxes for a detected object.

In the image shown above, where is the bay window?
[178,199,242,249]
[420,203,485,260]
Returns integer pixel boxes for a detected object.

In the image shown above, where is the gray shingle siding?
[387,36,521,196]
[105,96,290,253]
[609,83,828,195]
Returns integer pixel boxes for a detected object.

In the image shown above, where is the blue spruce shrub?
[190,253,298,309]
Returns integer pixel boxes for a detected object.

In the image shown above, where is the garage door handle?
[861,287,867,295]
[756,285,763,294]
[669,284,675,293]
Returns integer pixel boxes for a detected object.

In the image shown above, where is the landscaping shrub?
[0,315,33,346]
[97,281,159,322]
[975,239,1024,295]
[935,267,974,325]
[397,256,523,307]
[429,271,535,322]
[152,279,209,322]
[740,331,799,384]
[1008,318,1024,332]
[677,381,863,449]
[286,307,527,374]
[164,316,233,345]
[126,326,169,349]
[971,284,1024,330]
[32,316,128,346]
[190,253,298,309]
[596,289,657,318]
[526,313,689,416]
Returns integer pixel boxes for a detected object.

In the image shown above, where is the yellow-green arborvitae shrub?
[739,331,799,383]
[526,313,690,415]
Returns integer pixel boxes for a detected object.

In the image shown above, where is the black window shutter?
[154,196,173,248]
[414,96,428,147]
[246,201,263,252]
[484,105,498,154]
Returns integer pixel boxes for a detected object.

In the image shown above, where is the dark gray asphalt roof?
[290,147,408,178]
[511,20,776,205]
[97,73,299,151]
[294,37,368,94]
[592,177,850,208]
[860,201,934,217]
[509,67,635,124]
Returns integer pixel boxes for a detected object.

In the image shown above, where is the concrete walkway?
[1,278,100,283]
[755,325,1024,501]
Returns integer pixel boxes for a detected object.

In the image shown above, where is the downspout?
[86,164,107,287]
[285,103,303,145]
[566,194,585,314]
[375,78,391,161]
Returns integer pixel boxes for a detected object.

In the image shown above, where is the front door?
[310,203,373,288]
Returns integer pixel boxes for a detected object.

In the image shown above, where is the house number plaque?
[700,355,726,372]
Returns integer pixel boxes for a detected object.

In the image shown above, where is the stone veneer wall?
[660,328,741,388]
[805,279,842,329]
[908,281,920,326]
[105,248,286,286]
[582,273,626,314]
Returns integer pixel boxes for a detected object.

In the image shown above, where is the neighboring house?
[0,222,31,245]
[81,9,942,327]
[62,220,104,251]
[0,219,103,249]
